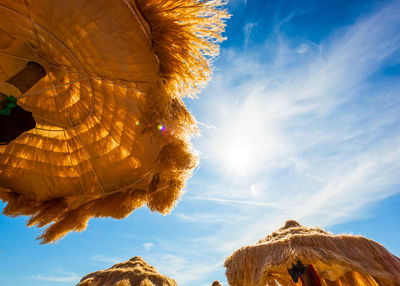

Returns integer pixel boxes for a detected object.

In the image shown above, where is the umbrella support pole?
[0,61,46,108]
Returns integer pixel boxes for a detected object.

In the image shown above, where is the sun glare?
[223,144,251,173]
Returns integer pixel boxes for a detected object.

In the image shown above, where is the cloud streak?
[31,270,80,283]
[244,22,257,48]
[92,254,125,264]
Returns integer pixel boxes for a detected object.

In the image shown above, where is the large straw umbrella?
[224,220,400,286]
[0,0,228,243]
[77,256,177,286]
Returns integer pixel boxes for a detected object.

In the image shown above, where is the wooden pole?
[0,62,46,109]
[7,62,46,94]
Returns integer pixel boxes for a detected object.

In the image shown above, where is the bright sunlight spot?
[223,144,251,173]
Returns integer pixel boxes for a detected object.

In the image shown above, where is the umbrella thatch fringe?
[224,223,400,286]
[136,0,230,98]
[77,256,177,286]
[1,80,198,242]
[0,139,196,243]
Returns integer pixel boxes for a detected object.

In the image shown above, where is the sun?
[223,144,251,173]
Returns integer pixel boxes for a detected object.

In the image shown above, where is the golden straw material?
[77,256,177,286]
[224,220,400,286]
[211,281,223,286]
[0,0,229,243]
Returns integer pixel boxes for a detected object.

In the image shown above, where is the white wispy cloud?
[296,43,309,54]
[193,196,291,210]
[92,254,125,264]
[143,242,155,251]
[244,22,257,48]
[31,270,80,283]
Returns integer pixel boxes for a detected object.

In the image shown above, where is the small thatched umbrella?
[211,281,223,286]
[0,0,228,243]
[77,256,177,286]
[224,220,400,286]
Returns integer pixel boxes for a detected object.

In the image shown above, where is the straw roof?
[224,220,400,286]
[77,256,177,286]
[0,0,228,243]
[211,281,223,286]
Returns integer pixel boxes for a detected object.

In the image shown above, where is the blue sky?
[1,0,400,285]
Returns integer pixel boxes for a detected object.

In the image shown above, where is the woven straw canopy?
[224,220,400,286]
[77,256,177,286]
[0,0,228,243]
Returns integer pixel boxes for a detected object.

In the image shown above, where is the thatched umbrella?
[77,256,177,286]
[211,281,223,286]
[0,0,228,243]
[224,220,400,286]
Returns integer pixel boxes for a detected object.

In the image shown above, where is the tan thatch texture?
[77,256,177,286]
[0,0,228,243]
[224,220,400,286]
[211,281,223,286]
